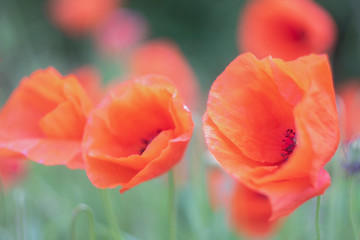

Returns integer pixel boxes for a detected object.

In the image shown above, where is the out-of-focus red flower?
[93,9,148,56]
[0,67,94,169]
[48,0,119,36]
[128,39,200,109]
[238,0,337,60]
[230,182,277,237]
[83,75,194,192]
[206,164,277,236]
[0,157,27,190]
[72,65,104,104]
[337,81,360,143]
[203,53,339,228]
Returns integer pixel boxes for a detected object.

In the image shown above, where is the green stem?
[0,177,7,226]
[168,170,176,240]
[350,177,360,240]
[316,196,321,240]
[14,189,25,240]
[71,204,97,240]
[99,189,123,240]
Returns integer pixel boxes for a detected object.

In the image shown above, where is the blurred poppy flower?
[128,39,200,109]
[48,0,119,36]
[83,75,193,192]
[230,182,277,237]
[203,53,339,222]
[238,0,337,60]
[93,9,148,57]
[72,65,104,103]
[0,157,27,190]
[0,67,94,169]
[206,162,277,236]
[337,80,360,143]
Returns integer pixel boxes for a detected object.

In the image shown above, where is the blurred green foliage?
[2,0,360,95]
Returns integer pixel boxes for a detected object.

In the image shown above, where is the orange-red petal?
[206,53,296,165]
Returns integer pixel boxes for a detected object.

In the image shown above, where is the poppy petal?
[207,53,295,165]
[260,169,330,220]
[0,139,83,169]
[258,55,339,185]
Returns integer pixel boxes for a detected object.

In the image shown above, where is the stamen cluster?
[281,129,296,161]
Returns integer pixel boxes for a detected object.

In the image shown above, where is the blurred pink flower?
[93,9,148,56]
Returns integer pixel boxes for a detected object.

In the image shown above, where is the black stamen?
[281,129,296,161]
[139,129,163,155]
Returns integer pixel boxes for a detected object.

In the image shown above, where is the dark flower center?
[288,27,306,42]
[281,129,296,161]
[139,129,162,154]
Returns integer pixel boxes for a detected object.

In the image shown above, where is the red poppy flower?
[93,9,148,56]
[0,67,93,169]
[48,0,119,36]
[337,80,360,143]
[238,0,337,60]
[128,39,199,109]
[82,75,193,192]
[203,53,339,222]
